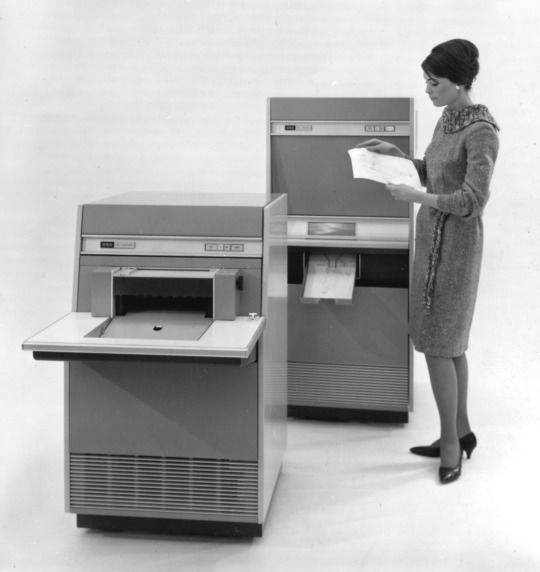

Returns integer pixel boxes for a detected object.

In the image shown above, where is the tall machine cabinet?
[269,98,414,422]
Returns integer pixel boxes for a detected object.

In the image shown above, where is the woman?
[358,39,499,484]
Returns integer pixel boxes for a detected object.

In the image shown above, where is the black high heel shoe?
[410,432,477,459]
[439,455,462,485]
[460,432,477,459]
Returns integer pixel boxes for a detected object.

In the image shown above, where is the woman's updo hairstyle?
[422,39,479,90]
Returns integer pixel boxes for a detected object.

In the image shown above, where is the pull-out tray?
[22,312,265,359]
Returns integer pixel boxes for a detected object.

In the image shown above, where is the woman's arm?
[436,123,499,219]
[410,158,427,187]
[355,138,405,157]
[387,123,499,214]
[386,184,438,207]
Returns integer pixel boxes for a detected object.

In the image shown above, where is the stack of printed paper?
[302,253,356,304]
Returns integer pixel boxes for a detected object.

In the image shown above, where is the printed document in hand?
[348,148,422,190]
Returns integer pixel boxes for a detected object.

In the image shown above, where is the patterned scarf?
[422,211,448,314]
[442,104,499,134]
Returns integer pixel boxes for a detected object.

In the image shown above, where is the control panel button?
[99,240,136,249]
[115,241,136,249]
[205,242,245,253]
[365,124,396,133]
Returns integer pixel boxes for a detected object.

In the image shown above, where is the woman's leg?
[425,354,461,468]
[453,352,472,437]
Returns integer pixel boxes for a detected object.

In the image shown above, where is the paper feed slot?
[301,253,358,305]
[91,267,239,322]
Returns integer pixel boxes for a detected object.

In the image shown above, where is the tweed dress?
[410,104,499,357]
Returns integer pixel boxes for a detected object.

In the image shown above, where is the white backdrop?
[1,0,539,567]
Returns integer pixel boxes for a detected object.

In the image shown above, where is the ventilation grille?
[70,454,259,519]
[288,361,409,410]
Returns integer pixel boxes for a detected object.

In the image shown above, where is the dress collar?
[442,104,499,134]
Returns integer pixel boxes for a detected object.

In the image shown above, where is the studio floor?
[1,355,539,572]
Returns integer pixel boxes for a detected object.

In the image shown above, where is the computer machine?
[269,98,414,422]
[23,191,287,537]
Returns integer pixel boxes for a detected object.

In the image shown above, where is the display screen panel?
[307,222,356,237]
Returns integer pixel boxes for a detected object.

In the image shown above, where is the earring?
[456,85,461,91]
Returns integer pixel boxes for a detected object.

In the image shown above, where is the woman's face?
[424,72,461,108]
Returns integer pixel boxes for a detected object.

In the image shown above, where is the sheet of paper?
[303,253,356,301]
[348,148,422,190]
[97,311,212,341]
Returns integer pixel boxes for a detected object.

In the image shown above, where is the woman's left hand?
[386,183,421,203]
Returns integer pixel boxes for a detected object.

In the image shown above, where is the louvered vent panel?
[70,454,258,519]
[288,361,409,410]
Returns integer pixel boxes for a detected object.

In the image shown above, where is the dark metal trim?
[76,514,262,538]
[288,405,408,424]
[33,351,256,366]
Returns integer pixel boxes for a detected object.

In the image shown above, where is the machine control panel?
[271,121,409,137]
[364,124,396,133]
[284,124,313,132]
[100,240,136,249]
[83,236,261,257]
[205,242,245,252]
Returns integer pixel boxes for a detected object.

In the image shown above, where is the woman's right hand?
[355,138,405,158]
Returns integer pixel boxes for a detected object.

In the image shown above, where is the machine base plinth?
[288,405,408,423]
[77,514,262,538]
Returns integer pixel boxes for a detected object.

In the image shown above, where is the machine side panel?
[271,134,411,217]
[66,206,83,511]
[288,286,409,412]
[81,205,263,238]
[69,360,258,460]
[64,362,70,512]
[408,201,415,412]
[288,285,409,367]
[270,98,411,121]
[259,193,288,520]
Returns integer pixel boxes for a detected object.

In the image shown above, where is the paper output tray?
[22,312,265,359]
